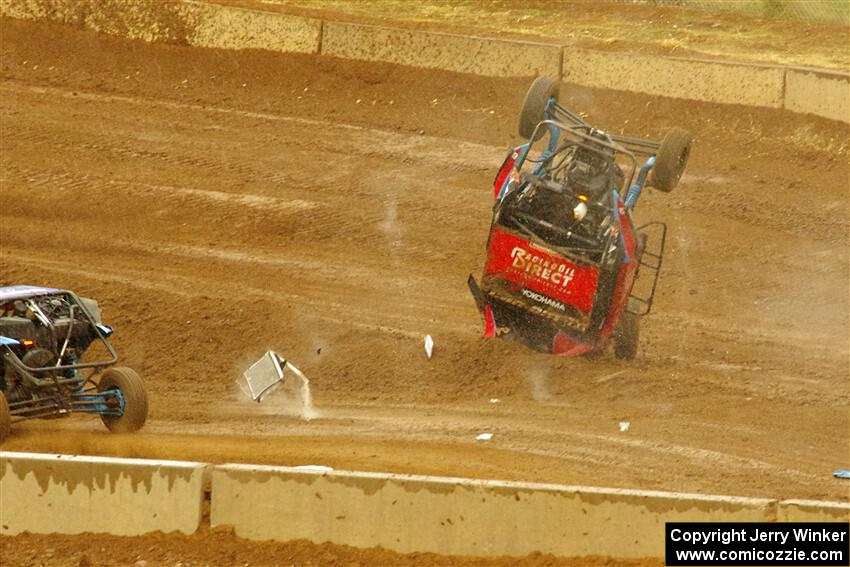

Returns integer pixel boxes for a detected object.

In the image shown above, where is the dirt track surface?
[0,529,664,567]
[1,14,849,518]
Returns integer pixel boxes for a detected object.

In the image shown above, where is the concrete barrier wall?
[183,1,321,53]
[563,48,787,108]
[322,21,562,78]
[0,451,207,536]
[784,68,850,124]
[778,499,850,522]
[0,0,847,122]
[0,0,188,43]
[1,453,846,556]
[0,0,322,53]
[210,464,776,558]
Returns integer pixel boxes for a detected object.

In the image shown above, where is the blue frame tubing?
[71,388,126,417]
[623,156,655,211]
[499,96,660,215]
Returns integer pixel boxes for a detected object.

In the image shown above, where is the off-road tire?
[518,77,560,140]
[0,392,11,443]
[613,312,640,361]
[650,128,692,193]
[98,367,148,433]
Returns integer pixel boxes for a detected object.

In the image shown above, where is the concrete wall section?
[322,21,562,78]
[563,48,786,108]
[183,1,321,53]
[784,68,850,123]
[2,0,848,122]
[0,0,189,43]
[778,499,850,522]
[0,0,322,53]
[2,454,848,556]
[211,464,775,558]
[0,451,207,536]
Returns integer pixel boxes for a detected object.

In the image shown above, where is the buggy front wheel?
[98,367,148,433]
[650,128,692,193]
[518,77,560,140]
[613,312,640,361]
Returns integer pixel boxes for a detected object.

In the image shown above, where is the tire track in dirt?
[0,84,494,257]
[2,248,469,339]
[0,81,504,170]
[1,163,317,213]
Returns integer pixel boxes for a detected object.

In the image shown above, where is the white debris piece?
[238,351,286,402]
[424,334,434,359]
[619,421,631,432]
[238,351,316,422]
[489,398,500,404]
[476,432,493,441]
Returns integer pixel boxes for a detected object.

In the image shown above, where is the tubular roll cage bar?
[536,101,669,317]
[516,99,662,196]
[1,289,119,390]
[501,99,668,313]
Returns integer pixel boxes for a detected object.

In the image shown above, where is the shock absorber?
[624,156,655,210]
[63,353,78,379]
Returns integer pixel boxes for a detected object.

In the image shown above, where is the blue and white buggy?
[0,285,147,441]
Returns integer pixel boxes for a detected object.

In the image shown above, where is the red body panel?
[599,207,639,339]
[484,229,599,314]
[478,200,642,356]
[552,331,593,356]
[492,149,519,199]
[483,305,497,338]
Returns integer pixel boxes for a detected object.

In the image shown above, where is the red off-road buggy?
[468,78,692,359]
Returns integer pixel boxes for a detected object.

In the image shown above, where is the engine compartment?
[0,293,99,356]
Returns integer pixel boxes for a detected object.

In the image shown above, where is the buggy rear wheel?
[518,77,559,140]
[0,391,10,443]
[613,312,640,361]
[650,128,692,193]
[98,367,148,433]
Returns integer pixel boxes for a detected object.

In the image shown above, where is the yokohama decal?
[521,288,566,311]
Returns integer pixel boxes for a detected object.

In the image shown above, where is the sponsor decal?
[521,288,566,311]
[484,229,599,314]
[510,247,575,288]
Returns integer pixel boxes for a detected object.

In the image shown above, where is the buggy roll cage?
[491,166,620,269]
[0,289,119,389]
[527,99,669,316]
[490,96,669,275]
[515,98,663,211]
[544,99,662,156]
